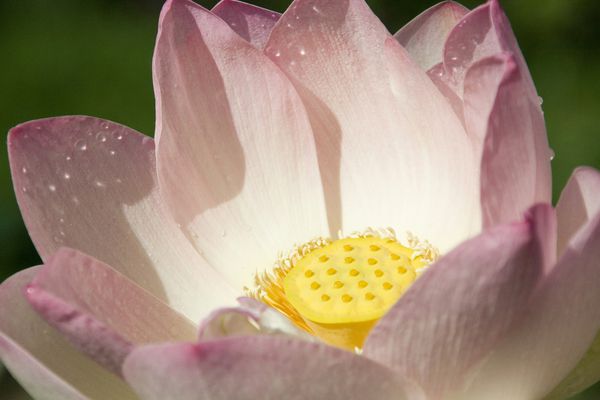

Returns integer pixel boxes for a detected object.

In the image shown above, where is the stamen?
[247,228,438,349]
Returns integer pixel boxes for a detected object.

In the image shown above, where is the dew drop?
[112,132,123,141]
[538,96,544,105]
[48,184,56,192]
[21,167,28,174]
[549,148,555,161]
[96,132,108,142]
[75,140,87,151]
[65,155,72,161]
[95,180,106,189]
[109,150,116,156]
[299,48,306,56]
[63,172,71,180]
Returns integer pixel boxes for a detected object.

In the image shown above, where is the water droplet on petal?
[96,132,108,142]
[549,148,555,161]
[21,167,27,174]
[63,172,71,180]
[48,184,56,192]
[75,140,87,151]
[538,96,544,105]
[95,180,106,189]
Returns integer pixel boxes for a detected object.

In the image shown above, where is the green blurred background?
[0,0,599,398]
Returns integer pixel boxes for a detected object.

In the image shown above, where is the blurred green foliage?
[0,0,599,398]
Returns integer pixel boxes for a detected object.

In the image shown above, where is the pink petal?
[8,116,236,321]
[123,336,425,400]
[154,0,328,290]
[442,3,498,97]
[395,1,468,70]
[458,210,600,399]
[556,167,600,256]
[0,268,137,399]
[538,169,600,399]
[443,1,538,96]
[25,248,198,374]
[265,0,479,251]
[464,53,553,227]
[211,0,280,49]
[364,204,551,398]
[443,1,552,226]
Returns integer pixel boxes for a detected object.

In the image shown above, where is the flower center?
[248,230,438,350]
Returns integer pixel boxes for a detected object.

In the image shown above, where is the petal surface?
[427,62,465,126]
[8,116,235,321]
[364,204,549,398]
[556,167,600,256]
[211,0,280,49]
[457,211,600,399]
[123,336,424,400]
[25,248,198,374]
[395,1,468,71]
[154,0,328,290]
[265,0,479,250]
[464,53,553,227]
[0,268,137,399]
[26,286,133,376]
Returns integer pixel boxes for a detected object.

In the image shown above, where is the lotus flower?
[2,0,600,399]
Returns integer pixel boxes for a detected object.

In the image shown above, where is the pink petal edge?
[123,336,425,400]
